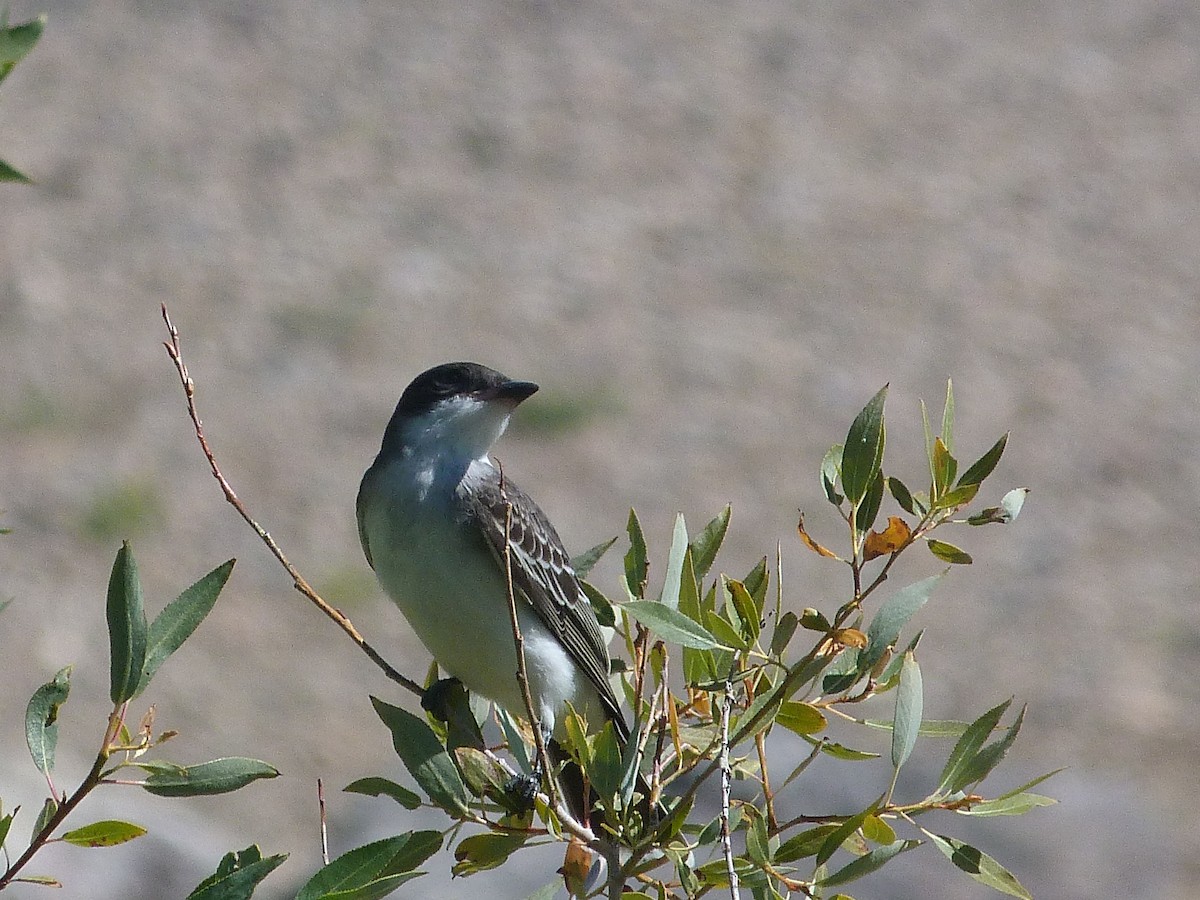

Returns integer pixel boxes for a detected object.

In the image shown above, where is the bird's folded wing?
[464,475,628,739]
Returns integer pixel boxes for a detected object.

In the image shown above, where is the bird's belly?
[366,509,600,734]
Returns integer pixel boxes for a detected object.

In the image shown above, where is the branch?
[160,305,422,698]
[719,676,740,900]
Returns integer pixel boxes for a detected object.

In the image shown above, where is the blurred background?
[1,2,1197,897]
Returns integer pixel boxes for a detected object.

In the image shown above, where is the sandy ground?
[1,2,1198,898]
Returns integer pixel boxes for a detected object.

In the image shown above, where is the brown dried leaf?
[833,627,868,648]
[798,512,839,559]
[559,837,594,898]
[863,516,912,561]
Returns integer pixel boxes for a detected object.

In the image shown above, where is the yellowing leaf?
[798,513,839,559]
[863,516,912,561]
[833,628,868,648]
[558,838,593,898]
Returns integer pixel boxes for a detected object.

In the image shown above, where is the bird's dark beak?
[487,379,539,406]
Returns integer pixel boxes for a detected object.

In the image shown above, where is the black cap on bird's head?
[381,362,539,457]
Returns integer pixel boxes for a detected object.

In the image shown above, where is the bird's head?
[381,362,539,464]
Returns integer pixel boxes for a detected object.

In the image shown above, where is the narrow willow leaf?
[0,14,45,80]
[819,839,921,888]
[452,831,529,876]
[937,699,1012,795]
[107,543,147,705]
[931,482,980,512]
[927,832,1032,899]
[958,433,1009,487]
[371,698,470,816]
[797,513,839,559]
[726,578,761,642]
[571,535,618,578]
[862,814,896,845]
[956,792,1057,817]
[495,707,531,774]
[0,811,14,847]
[296,832,442,900]
[802,735,880,761]
[861,717,967,738]
[32,797,56,839]
[187,845,289,900]
[842,386,888,505]
[775,701,827,736]
[589,720,624,803]
[579,579,615,628]
[855,470,885,537]
[705,607,748,650]
[344,777,422,810]
[921,398,935,481]
[770,610,799,657]
[862,574,943,672]
[775,825,839,863]
[927,539,973,565]
[690,505,731,582]
[931,438,957,499]
[142,758,279,797]
[624,509,649,599]
[816,808,874,867]
[941,378,955,453]
[138,559,235,697]
[26,665,72,776]
[888,476,916,515]
[891,653,922,769]
[952,705,1026,791]
[623,600,728,650]
[61,820,147,848]
[658,513,689,610]
[821,444,844,506]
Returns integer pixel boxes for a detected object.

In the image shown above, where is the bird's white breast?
[361,455,600,735]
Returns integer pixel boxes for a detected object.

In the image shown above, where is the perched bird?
[357,362,641,817]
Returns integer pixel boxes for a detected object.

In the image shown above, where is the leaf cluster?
[343,382,1051,899]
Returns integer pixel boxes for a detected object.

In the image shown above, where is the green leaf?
[940,378,955,453]
[658,513,689,610]
[774,825,839,863]
[862,574,943,672]
[623,600,728,650]
[32,797,56,840]
[344,777,422,810]
[931,438,957,499]
[855,470,885,537]
[187,845,288,900]
[816,808,874,867]
[138,559,235,697]
[891,653,922,769]
[821,444,844,506]
[589,720,624,803]
[775,701,827,737]
[0,158,32,184]
[26,665,72,776]
[142,758,279,797]
[296,832,441,900]
[804,736,879,761]
[926,832,1032,899]
[931,483,980,512]
[967,488,1029,526]
[956,792,1057,817]
[579,579,616,628]
[819,839,921,887]
[690,505,731,581]
[726,577,760,642]
[107,543,148,704]
[0,14,45,80]
[841,386,888,506]
[770,610,799,656]
[937,699,1011,795]
[571,535,618,578]
[452,831,529,876]
[861,814,896,845]
[624,509,649,599]
[958,433,1008,487]
[0,810,14,847]
[862,717,967,738]
[888,476,916,515]
[371,697,470,816]
[927,539,973,565]
[61,820,147,847]
[951,705,1026,791]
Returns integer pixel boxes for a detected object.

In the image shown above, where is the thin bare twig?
[719,677,740,900]
[495,460,557,816]
[317,778,330,865]
[160,304,421,698]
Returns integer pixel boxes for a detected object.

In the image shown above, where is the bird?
[357,362,646,821]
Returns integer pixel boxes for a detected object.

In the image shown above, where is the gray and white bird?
[357,362,633,808]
